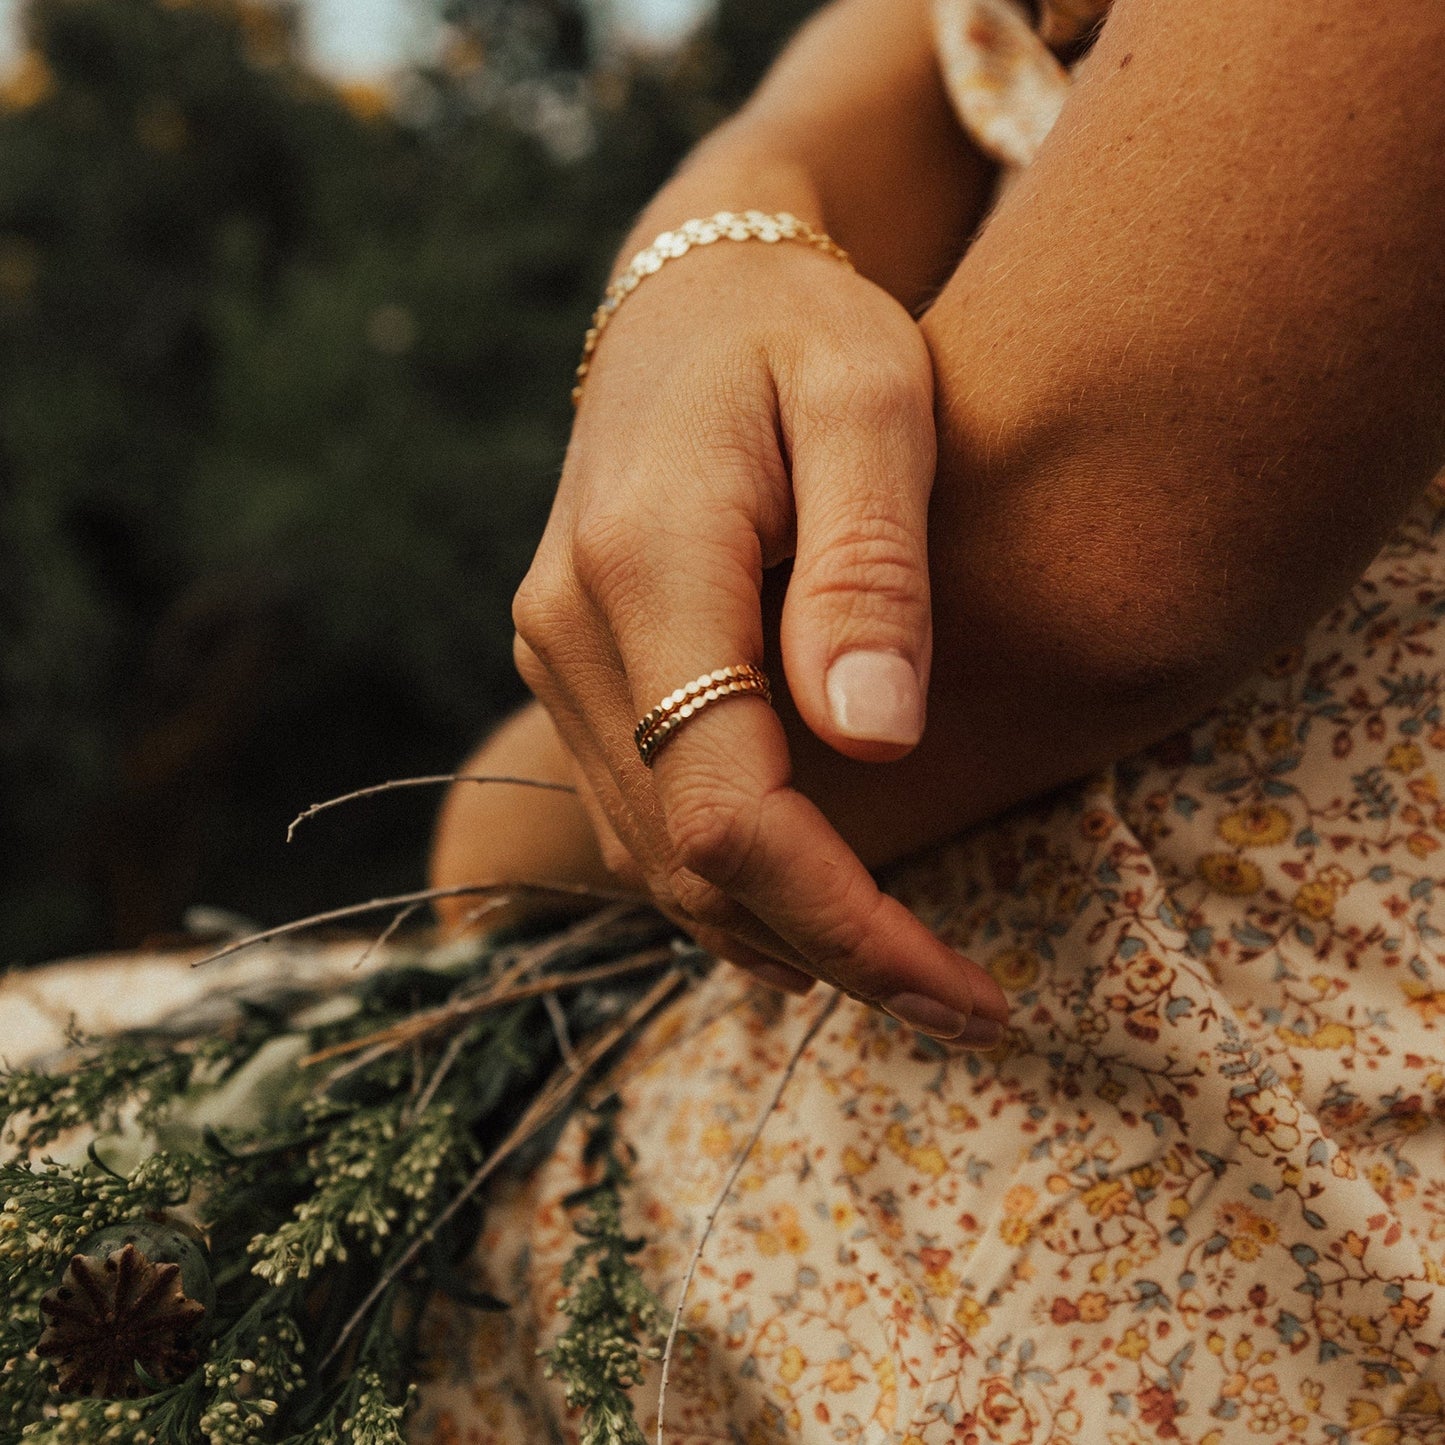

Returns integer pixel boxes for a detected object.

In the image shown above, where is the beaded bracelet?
[571,210,853,405]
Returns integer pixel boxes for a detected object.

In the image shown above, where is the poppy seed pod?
[37,1215,216,1398]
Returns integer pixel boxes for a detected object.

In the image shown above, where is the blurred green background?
[0,0,816,963]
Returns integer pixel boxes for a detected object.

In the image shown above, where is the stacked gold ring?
[634,664,772,767]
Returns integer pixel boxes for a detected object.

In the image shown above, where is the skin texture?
[433,0,1445,1043]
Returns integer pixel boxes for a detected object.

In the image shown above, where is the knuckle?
[799,517,929,623]
[572,507,695,623]
[666,786,760,892]
[569,508,633,599]
[805,343,930,434]
[510,566,568,655]
[669,871,738,933]
[804,890,892,1000]
[511,630,546,692]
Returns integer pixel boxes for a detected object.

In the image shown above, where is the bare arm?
[618,0,993,308]
[789,0,1445,863]
[438,0,1445,1035]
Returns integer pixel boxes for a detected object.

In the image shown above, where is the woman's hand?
[511,236,1009,1046]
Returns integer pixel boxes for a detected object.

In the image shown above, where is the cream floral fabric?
[411,9,1445,1440]
[413,494,1445,1445]
[931,0,1108,167]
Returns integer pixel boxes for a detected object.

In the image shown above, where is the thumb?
[779,351,936,762]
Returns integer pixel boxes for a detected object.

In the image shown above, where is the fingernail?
[882,993,1006,1049]
[825,651,923,746]
[882,991,970,1039]
[954,1015,1005,1050]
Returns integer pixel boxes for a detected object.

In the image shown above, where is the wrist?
[618,139,829,269]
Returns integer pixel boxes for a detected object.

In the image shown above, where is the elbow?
[928,443,1284,734]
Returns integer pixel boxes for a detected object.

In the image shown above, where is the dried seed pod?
[37,1217,215,1398]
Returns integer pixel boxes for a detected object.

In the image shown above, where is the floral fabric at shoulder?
[932,0,1112,167]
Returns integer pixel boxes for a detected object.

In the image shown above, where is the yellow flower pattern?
[413,493,1445,1445]
[412,8,1445,1443]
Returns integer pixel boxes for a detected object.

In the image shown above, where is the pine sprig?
[0,908,684,1444]
[0,1151,200,1278]
[543,1105,665,1445]
[1,1042,211,1153]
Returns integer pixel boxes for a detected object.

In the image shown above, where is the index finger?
[613,543,1008,1042]
[651,695,1008,1043]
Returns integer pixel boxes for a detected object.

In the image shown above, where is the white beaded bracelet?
[571,210,853,405]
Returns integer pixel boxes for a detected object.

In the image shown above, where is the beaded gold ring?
[634,664,772,767]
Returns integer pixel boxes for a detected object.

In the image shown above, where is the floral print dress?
[412,5,1445,1442]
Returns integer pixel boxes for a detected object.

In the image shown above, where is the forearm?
[617,0,993,308]
[788,0,1445,868]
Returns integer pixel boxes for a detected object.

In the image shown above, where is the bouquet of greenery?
[1,828,697,1445]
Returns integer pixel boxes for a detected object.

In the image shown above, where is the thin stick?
[190,880,636,968]
[654,989,840,1445]
[544,992,580,1073]
[286,773,577,843]
[478,901,645,996]
[298,949,673,1068]
[352,900,423,971]
[410,1027,473,1121]
[452,895,515,933]
[314,1039,398,1095]
[303,902,659,1067]
[315,966,689,1378]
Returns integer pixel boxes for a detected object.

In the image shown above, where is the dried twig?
[352,900,424,971]
[544,992,580,1073]
[286,772,577,843]
[311,1034,408,1095]
[476,901,647,995]
[190,880,637,968]
[298,949,674,1068]
[315,966,690,1378]
[655,989,840,1445]
[409,1027,474,1122]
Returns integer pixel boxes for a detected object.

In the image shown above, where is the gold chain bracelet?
[571,210,853,406]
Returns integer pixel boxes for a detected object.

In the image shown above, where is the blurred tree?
[0,0,819,963]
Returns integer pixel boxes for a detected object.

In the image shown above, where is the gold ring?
[634,664,772,767]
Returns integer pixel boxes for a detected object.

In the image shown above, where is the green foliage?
[543,1104,665,1445]
[0,909,681,1441]
[0,0,821,961]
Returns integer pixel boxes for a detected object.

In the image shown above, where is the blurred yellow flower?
[1387,742,1425,774]
[1260,716,1295,753]
[999,1215,1031,1245]
[1081,1179,1130,1219]
[1197,852,1263,895]
[337,80,392,124]
[1001,1184,1037,1214]
[1292,879,1339,919]
[1115,1327,1149,1360]
[988,949,1040,993]
[1218,803,1291,848]
[953,1295,989,1337]
[0,52,54,111]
